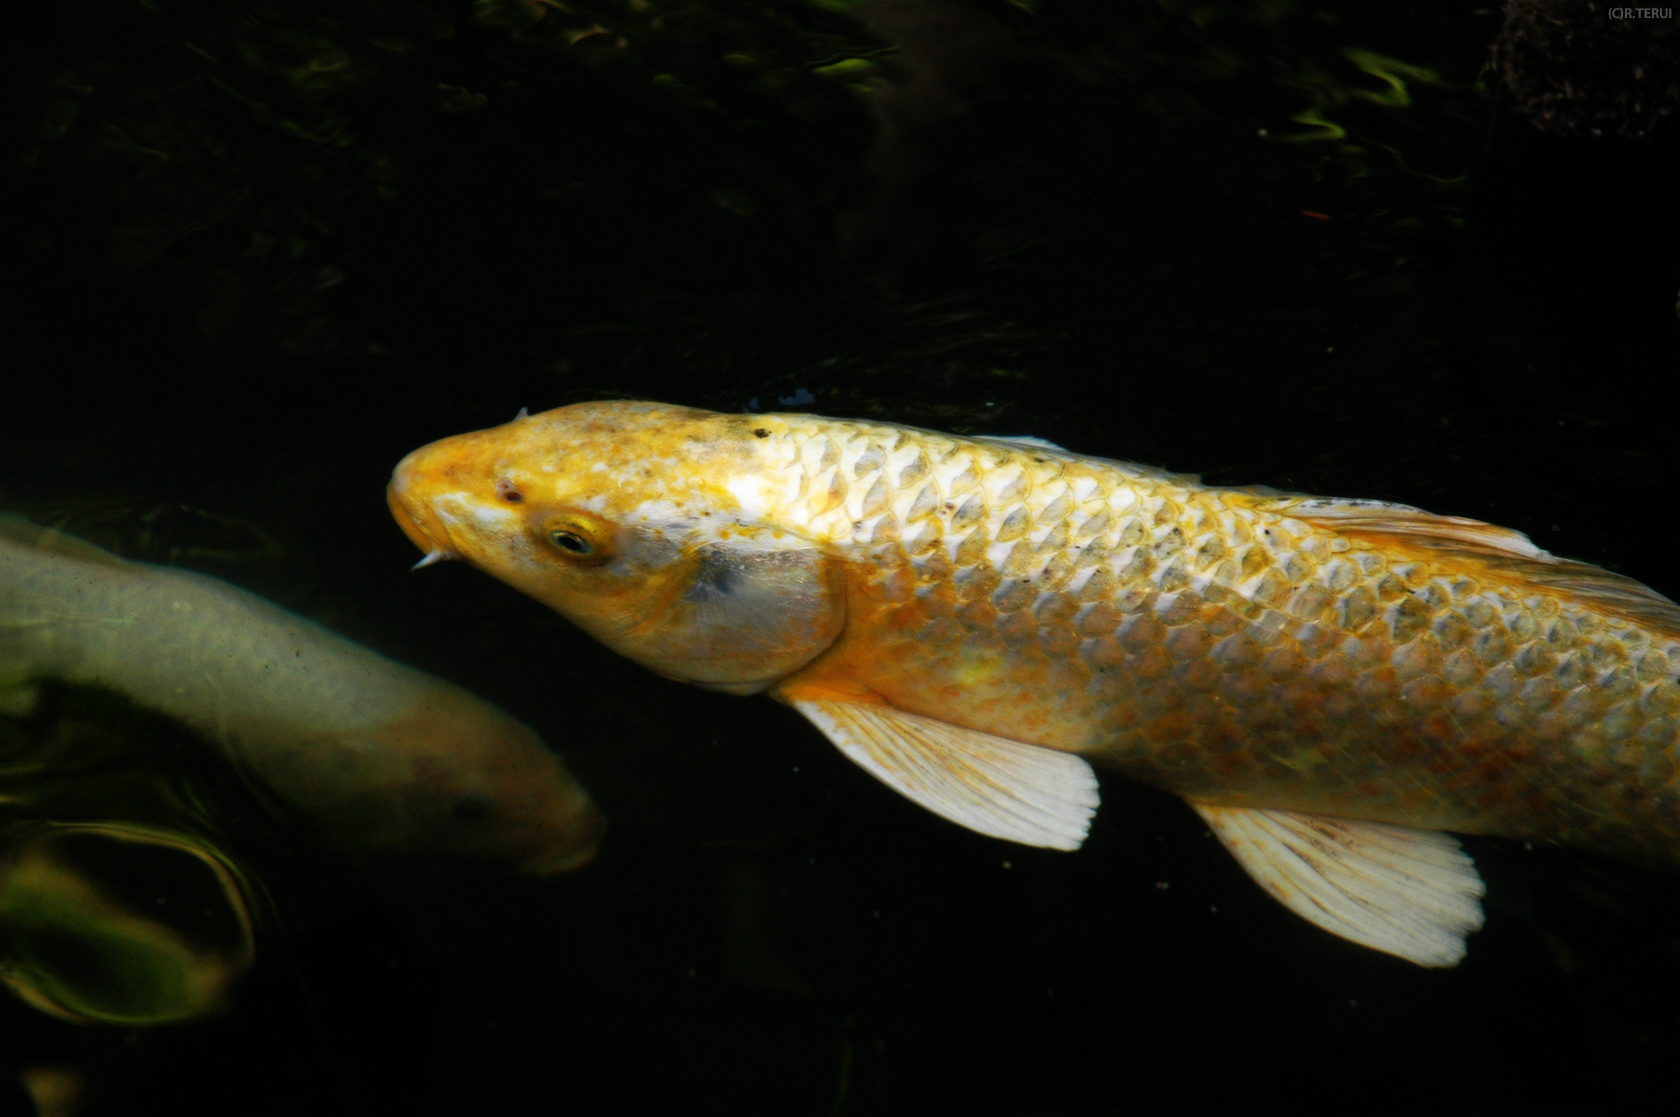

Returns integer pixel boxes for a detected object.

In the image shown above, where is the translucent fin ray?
[787,695,1099,850]
[1191,803,1485,967]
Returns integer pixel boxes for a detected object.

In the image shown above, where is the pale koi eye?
[549,530,592,555]
[495,480,524,503]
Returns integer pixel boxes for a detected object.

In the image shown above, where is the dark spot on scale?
[754,428,770,439]
[944,502,954,511]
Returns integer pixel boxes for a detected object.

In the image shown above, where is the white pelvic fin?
[788,696,1099,850]
[1192,803,1485,967]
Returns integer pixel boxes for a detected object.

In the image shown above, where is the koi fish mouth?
[524,802,609,875]
[387,454,460,568]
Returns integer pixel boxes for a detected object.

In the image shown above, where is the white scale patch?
[931,454,978,495]
[726,475,769,520]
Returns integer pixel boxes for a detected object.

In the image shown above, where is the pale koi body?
[0,518,604,872]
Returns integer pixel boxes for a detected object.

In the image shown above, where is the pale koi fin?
[1232,482,1311,499]
[1276,496,1547,558]
[1503,558,1680,636]
[787,696,1099,850]
[1191,803,1485,967]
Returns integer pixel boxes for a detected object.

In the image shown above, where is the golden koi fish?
[388,402,1679,964]
[0,517,603,873]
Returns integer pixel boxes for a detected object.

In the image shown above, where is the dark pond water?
[3,2,1676,1114]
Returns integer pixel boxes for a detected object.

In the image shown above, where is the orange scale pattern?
[762,415,1680,866]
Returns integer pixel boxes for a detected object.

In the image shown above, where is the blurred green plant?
[0,821,256,1026]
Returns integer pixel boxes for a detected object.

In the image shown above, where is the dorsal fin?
[0,514,131,568]
[1466,555,1680,637]
[1275,496,1548,559]
[1256,496,1680,639]
[978,434,1069,453]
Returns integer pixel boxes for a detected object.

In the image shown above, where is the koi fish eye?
[550,530,591,554]
[539,512,612,563]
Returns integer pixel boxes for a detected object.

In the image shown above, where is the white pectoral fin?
[788,696,1099,850]
[1192,803,1485,967]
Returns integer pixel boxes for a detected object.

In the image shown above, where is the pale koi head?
[248,681,607,875]
[336,689,607,874]
[387,402,845,695]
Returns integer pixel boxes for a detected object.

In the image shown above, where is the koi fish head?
[336,687,607,875]
[242,678,606,875]
[387,401,845,695]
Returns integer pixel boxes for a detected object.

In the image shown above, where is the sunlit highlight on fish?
[388,401,1679,965]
